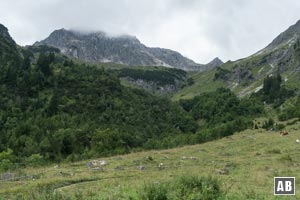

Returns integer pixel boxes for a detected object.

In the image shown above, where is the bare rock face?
[267,19,300,50]
[206,57,224,69]
[34,29,206,71]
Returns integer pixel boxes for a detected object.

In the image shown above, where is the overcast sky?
[1,0,300,63]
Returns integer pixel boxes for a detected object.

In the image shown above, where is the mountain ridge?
[206,57,224,68]
[34,29,209,71]
[173,19,300,99]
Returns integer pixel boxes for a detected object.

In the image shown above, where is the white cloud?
[1,0,300,63]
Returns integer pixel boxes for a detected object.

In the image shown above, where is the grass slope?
[172,69,224,100]
[2,121,300,199]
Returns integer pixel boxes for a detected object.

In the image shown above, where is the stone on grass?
[138,165,146,170]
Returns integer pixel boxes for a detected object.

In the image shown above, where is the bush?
[262,118,274,129]
[138,176,224,200]
[0,148,15,172]
[139,182,168,200]
[174,176,222,200]
[25,154,45,166]
[274,123,285,131]
[0,159,14,172]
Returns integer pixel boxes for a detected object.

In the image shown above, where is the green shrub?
[138,176,224,200]
[25,154,45,166]
[262,118,274,129]
[274,123,285,131]
[174,176,222,200]
[0,148,15,172]
[0,159,14,172]
[139,182,168,200]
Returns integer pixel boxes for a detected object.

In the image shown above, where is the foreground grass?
[2,122,300,199]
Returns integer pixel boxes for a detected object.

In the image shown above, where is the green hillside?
[172,69,224,100]
[1,121,300,199]
[173,20,300,101]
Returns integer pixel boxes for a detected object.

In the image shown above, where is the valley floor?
[2,122,300,199]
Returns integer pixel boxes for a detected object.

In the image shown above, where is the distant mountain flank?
[173,19,300,99]
[266,20,300,50]
[34,29,212,71]
[231,19,300,95]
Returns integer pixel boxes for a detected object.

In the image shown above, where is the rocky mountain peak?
[34,28,206,71]
[0,24,8,33]
[0,24,12,40]
[267,19,300,49]
[206,57,224,68]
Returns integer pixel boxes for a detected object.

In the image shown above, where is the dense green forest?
[253,74,295,106]
[0,51,199,166]
[179,88,264,140]
[116,67,187,86]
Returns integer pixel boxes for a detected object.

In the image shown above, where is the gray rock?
[138,165,146,170]
[34,29,206,71]
[217,169,229,175]
[1,173,15,180]
[86,160,98,168]
[205,57,224,69]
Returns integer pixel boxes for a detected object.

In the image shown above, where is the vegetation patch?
[138,175,224,200]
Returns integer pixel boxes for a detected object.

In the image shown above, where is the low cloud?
[1,0,300,63]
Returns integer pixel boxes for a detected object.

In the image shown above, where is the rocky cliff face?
[205,57,224,69]
[266,20,300,50]
[34,29,206,71]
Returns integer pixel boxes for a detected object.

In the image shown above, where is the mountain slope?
[0,23,199,162]
[34,29,205,71]
[174,19,300,99]
[0,24,21,66]
[0,24,22,82]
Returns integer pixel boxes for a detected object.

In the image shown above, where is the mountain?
[266,20,300,50]
[174,19,300,99]
[0,24,9,38]
[0,23,201,164]
[0,24,21,65]
[0,22,261,165]
[0,24,23,83]
[205,57,224,68]
[34,29,205,71]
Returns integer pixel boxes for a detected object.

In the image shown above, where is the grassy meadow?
[1,119,300,199]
